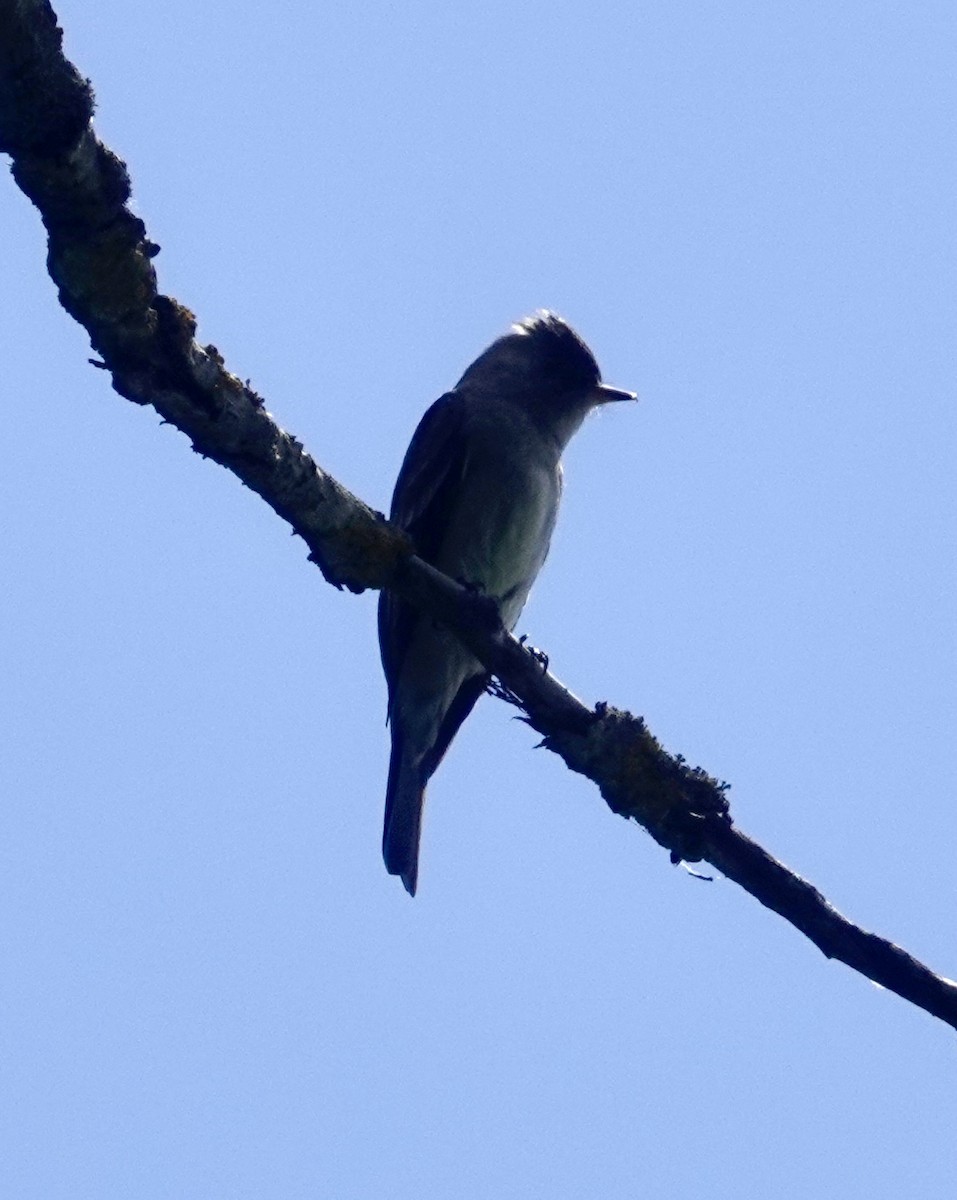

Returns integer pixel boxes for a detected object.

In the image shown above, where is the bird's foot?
[518,634,549,673]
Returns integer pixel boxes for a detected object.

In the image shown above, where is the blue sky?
[1,2,954,1196]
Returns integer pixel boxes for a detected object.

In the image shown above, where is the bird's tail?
[382,742,425,896]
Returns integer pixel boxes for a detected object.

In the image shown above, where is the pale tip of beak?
[594,383,638,403]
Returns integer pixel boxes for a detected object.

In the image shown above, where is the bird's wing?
[378,392,471,715]
[388,392,468,554]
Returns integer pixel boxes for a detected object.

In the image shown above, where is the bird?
[378,311,635,894]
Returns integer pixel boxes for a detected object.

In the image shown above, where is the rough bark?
[2,0,954,1032]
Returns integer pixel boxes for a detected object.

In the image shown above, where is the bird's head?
[456,311,636,417]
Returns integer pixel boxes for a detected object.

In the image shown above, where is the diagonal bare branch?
[2,0,955,1032]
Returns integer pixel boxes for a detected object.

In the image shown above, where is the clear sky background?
[1,2,954,1197]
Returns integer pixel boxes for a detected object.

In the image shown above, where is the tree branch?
[2,0,955,1032]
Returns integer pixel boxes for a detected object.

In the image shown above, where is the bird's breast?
[434,436,561,630]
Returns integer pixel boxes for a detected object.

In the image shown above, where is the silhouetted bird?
[379,312,635,894]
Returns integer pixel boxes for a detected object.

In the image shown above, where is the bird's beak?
[593,382,638,404]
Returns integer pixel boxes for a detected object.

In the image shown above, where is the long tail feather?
[382,742,424,896]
